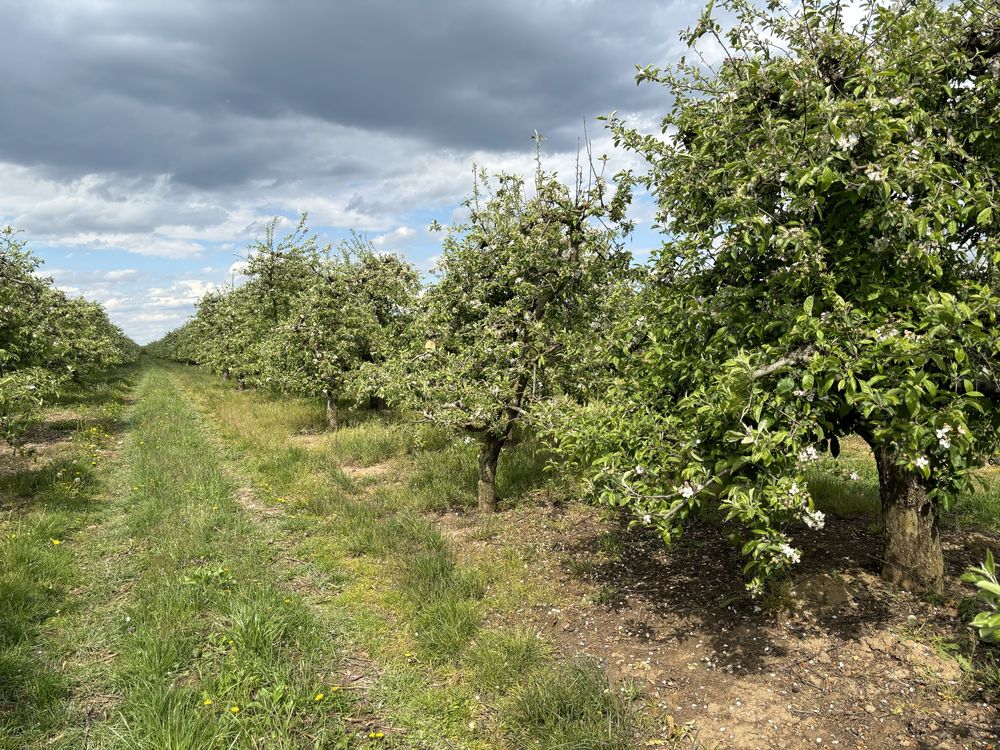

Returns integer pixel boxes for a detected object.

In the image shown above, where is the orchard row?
[146,0,1000,595]
[1,227,139,449]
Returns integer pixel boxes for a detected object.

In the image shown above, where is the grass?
[808,435,1000,532]
[499,659,640,750]
[88,366,356,748]
[0,366,137,748]
[164,361,642,749]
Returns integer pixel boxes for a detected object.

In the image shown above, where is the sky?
[1,0,702,344]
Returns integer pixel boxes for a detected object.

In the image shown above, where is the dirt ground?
[440,502,1000,750]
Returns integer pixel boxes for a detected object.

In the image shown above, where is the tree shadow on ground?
[555,511,918,676]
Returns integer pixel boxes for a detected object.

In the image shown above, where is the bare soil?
[439,503,1000,749]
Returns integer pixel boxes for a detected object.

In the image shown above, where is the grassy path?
[3,364,365,748]
[83,365,363,748]
[2,360,649,749]
[164,361,645,749]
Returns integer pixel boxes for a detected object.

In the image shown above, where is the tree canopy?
[555,0,1000,593]
[0,227,139,449]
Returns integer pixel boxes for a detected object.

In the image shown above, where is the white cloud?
[372,226,417,247]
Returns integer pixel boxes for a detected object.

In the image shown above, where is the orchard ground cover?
[2,358,998,748]
[166,361,1000,749]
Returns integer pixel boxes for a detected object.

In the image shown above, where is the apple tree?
[388,160,632,511]
[569,0,1000,593]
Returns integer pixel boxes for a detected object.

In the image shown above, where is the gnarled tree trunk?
[874,446,944,593]
[477,434,505,513]
[236,375,246,391]
[222,368,231,381]
[325,393,339,430]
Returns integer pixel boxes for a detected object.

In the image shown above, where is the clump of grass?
[499,659,639,750]
[400,549,485,606]
[497,439,554,503]
[396,547,485,661]
[951,471,1000,533]
[409,443,478,513]
[973,652,1000,701]
[465,629,547,694]
[412,594,481,661]
[327,423,413,467]
[807,468,880,518]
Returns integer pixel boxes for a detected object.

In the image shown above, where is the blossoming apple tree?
[388,159,632,511]
[571,0,1000,593]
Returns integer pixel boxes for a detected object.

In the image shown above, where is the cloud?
[0,0,700,342]
[371,226,417,248]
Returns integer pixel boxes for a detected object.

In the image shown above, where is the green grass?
[164,361,642,749]
[326,422,414,466]
[499,660,640,750]
[87,366,355,749]
[808,436,1000,532]
[465,629,548,694]
[0,366,138,749]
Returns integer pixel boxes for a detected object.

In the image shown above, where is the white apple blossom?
[804,509,825,530]
[779,544,801,563]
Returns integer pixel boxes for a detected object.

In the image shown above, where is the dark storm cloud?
[0,0,683,188]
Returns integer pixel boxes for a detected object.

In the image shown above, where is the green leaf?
[975,580,1000,597]
[977,206,993,226]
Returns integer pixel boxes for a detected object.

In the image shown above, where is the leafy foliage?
[0,226,138,448]
[554,0,1000,591]
[149,217,419,421]
[962,549,1000,643]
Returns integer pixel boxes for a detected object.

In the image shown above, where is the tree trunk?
[477,434,505,513]
[236,376,246,391]
[368,394,385,411]
[874,446,944,593]
[222,368,231,381]
[326,393,340,430]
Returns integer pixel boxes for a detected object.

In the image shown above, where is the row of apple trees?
[0,226,140,450]
[148,165,634,513]
[151,0,1000,596]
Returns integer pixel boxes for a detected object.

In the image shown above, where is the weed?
[465,628,547,694]
[500,659,640,750]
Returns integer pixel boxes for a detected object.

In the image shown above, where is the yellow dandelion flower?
[51,539,62,545]
[330,686,341,692]
[230,705,239,714]
[314,692,324,701]
[368,731,385,739]
[203,698,213,706]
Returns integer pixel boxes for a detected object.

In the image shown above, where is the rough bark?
[236,376,246,391]
[477,434,505,513]
[222,368,231,381]
[874,446,944,593]
[326,393,340,430]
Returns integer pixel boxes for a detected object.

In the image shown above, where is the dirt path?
[439,503,999,749]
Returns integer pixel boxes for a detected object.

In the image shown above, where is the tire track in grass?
[162,361,649,750]
[83,366,362,749]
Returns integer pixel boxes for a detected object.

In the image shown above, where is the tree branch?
[750,346,816,381]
